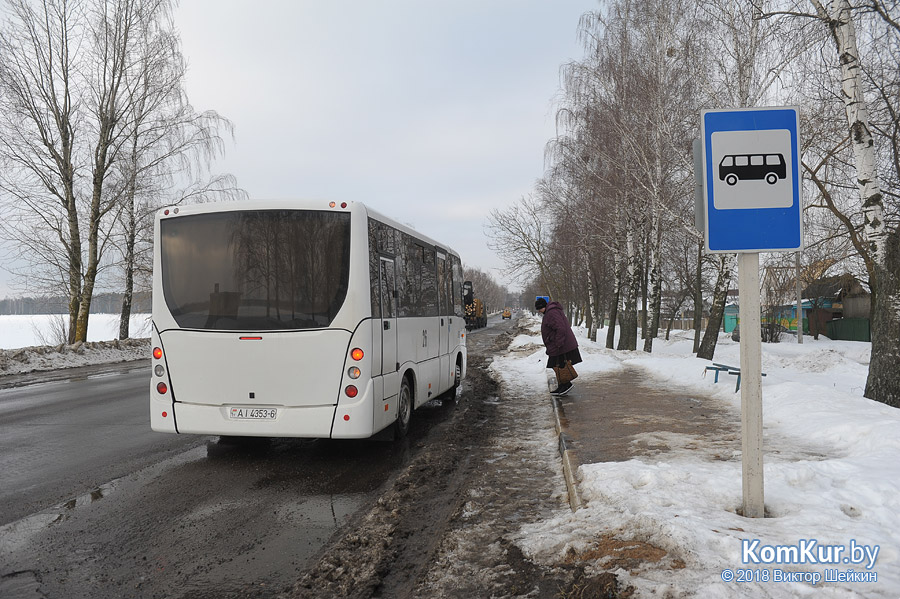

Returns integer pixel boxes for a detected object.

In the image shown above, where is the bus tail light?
[157,382,168,395]
[153,347,163,359]
[350,348,364,361]
[348,367,361,379]
[345,385,358,398]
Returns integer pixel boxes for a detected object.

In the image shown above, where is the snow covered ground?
[0,314,151,375]
[496,314,898,598]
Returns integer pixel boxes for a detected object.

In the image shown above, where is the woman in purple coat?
[535,297,582,396]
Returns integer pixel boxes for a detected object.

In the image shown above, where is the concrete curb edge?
[551,395,583,512]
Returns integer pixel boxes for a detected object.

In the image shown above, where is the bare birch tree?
[805,0,900,406]
[486,193,561,298]
[0,0,83,342]
[0,0,238,343]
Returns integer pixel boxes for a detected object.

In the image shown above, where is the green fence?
[825,318,870,342]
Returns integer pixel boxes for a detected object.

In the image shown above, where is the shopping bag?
[553,360,578,384]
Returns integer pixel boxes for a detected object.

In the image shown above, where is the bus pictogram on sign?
[719,153,786,186]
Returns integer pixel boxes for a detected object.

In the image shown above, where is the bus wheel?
[725,173,738,186]
[449,362,461,397]
[395,378,412,439]
[766,173,778,184]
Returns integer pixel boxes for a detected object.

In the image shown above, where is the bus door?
[379,257,399,398]
[437,252,451,390]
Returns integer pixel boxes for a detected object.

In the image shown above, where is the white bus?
[150,200,467,440]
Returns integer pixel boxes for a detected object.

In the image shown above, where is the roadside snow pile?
[502,314,899,598]
[0,313,150,376]
[0,338,149,376]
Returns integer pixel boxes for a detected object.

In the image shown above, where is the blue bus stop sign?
[702,106,802,253]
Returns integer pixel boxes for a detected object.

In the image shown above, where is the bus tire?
[766,172,778,184]
[725,173,738,186]
[395,377,412,439]
[449,360,462,397]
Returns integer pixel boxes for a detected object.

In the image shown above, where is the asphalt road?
[0,365,201,526]
[0,318,508,599]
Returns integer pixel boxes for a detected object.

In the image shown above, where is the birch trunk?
[617,225,639,351]
[697,254,735,360]
[811,0,899,406]
[606,287,620,350]
[586,259,599,342]
[867,234,900,406]
[692,240,704,353]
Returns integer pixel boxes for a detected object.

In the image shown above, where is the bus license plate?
[229,407,277,420]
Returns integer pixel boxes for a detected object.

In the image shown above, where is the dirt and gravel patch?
[283,321,630,599]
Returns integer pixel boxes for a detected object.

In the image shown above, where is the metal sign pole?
[738,252,764,518]
[701,107,801,520]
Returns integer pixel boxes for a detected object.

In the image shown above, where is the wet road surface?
[0,366,201,525]
[0,323,499,599]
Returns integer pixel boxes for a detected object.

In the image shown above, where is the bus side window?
[368,219,381,317]
[421,247,438,317]
[438,255,451,317]
[451,255,464,317]
[720,156,734,167]
[380,258,396,319]
[751,155,764,165]
[735,156,749,167]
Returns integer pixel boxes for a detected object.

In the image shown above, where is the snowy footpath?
[494,314,899,599]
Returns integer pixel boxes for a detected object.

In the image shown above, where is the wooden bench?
[704,362,766,393]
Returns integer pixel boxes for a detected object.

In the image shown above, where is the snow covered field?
[496,314,898,598]
[0,313,151,350]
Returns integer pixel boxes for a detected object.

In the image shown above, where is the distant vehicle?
[462,281,487,330]
[719,153,786,186]
[502,308,511,319]
[150,200,467,440]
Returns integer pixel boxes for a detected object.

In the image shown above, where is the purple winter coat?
[540,301,578,357]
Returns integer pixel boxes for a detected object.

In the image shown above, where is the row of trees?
[488,0,900,408]
[0,291,150,315]
[0,0,243,343]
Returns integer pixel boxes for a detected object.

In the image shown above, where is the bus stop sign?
[702,106,802,253]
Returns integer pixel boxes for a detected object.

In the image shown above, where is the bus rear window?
[160,210,351,330]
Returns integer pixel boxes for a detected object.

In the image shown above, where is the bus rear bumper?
[169,403,339,438]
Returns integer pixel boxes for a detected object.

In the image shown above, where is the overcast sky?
[0,0,597,299]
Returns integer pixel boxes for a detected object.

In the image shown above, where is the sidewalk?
[547,367,741,511]
[548,366,742,510]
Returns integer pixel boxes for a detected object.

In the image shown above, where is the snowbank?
[0,314,151,375]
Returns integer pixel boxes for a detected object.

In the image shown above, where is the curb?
[549,390,583,512]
